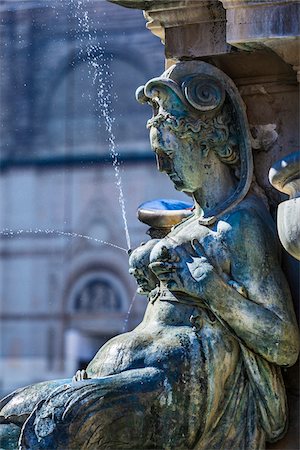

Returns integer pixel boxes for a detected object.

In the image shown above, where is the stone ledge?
[220,0,300,77]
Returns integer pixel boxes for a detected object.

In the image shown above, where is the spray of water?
[122,291,138,333]
[71,0,131,250]
[0,228,127,252]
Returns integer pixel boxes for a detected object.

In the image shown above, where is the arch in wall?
[40,46,152,155]
[63,264,131,336]
[63,266,132,373]
[66,269,128,316]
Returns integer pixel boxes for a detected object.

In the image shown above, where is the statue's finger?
[191,239,206,257]
[72,370,80,382]
[149,261,177,273]
[166,280,178,290]
[82,370,88,380]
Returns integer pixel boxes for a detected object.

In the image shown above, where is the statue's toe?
[72,369,89,382]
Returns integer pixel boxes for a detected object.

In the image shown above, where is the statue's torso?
[86,205,279,447]
[87,215,240,423]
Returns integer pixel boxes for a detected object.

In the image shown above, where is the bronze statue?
[0,61,299,450]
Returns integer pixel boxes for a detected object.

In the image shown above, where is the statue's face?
[149,121,203,193]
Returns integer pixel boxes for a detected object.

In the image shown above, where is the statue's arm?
[202,208,299,366]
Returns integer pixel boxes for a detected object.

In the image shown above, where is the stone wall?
[0,0,189,396]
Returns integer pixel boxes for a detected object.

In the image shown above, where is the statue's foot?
[72,369,89,382]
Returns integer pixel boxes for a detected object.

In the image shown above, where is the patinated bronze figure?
[0,61,299,450]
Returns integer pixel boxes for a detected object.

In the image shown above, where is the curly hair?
[147,105,239,166]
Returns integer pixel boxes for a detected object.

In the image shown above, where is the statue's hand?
[149,239,218,298]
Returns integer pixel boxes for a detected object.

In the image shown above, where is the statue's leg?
[20,367,167,450]
[0,378,71,449]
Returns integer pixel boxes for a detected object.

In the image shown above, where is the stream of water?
[0,228,128,252]
[72,0,131,250]
[72,0,135,328]
[122,291,138,333]
[1,2,136,336]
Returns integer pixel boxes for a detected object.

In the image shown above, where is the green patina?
[0,61,299,450]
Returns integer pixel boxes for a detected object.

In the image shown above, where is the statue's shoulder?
[219,195,278,253]
[223,195,273,229]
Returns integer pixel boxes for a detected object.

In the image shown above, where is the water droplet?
[0,228,127,252]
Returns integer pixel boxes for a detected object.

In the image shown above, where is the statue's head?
[136,61,253,224]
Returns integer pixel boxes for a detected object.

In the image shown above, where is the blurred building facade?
[0,0,187,395]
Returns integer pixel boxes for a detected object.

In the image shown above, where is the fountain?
[0,58,299,450]
[1,1,299,449]
[269,151,300,261]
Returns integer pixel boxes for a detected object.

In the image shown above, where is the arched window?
[45,58,104,155]
[67,270,128,315]
[74,278,121,313]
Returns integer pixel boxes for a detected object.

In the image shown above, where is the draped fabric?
[0,304,287,450]
[240,344,287,442]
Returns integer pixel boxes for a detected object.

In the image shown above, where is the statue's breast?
[151,216,231,279]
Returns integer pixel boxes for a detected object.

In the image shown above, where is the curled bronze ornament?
[182,75,225,112]
[135,85,149,104]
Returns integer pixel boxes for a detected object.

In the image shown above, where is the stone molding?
[220,0,298,7]
[219,0,299,41]
[144,1,230,57]
[109,0,299,78]
[219,0,300,79]
[108,0,229,56]
[144,1,224,37]
[269,151,300,260]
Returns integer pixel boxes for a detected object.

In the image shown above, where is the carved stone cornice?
[108,0,188,10]
[219,0,300,79]
[108,0,299,73]
[143,1,221,38]
[108,0,229,56]
[143,1,230,58]
[219,1,299,43]
[220,0,297,6]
